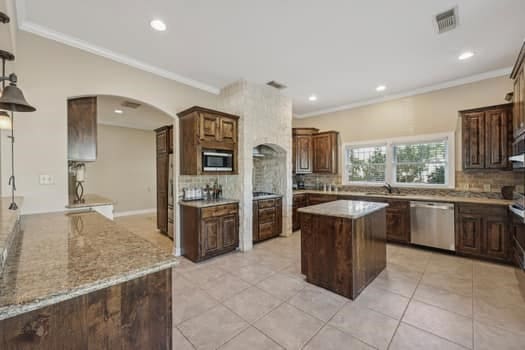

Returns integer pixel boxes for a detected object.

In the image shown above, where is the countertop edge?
[0,258,178,321]
[298,200,389,220]
[179,199,240,208]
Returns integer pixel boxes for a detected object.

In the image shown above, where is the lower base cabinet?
[181,203,239,262]
[385,200,411,243]
[253,197,282,242]
[292,193,307,231]
[456,204,510,262]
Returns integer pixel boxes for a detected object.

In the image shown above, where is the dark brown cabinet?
[253,197,283,242]
[386,200,411,243]
[155,126,173,235]
[178,106,239,175]
[511,42,525,138]
[181,203,239,262]
[67,97,97,161]
[461,104,512,170]
[307,193,337,206]
[292,128,318,174]
[312,131,339,174]
[292,193,307,231]
[456,204,510,262]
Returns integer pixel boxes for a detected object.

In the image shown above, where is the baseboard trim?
[114,208,156,218]
[174,247,182,257]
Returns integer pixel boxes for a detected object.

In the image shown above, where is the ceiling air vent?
[266,80,287,90]
[435,7,458,34]
[121,100,142,109]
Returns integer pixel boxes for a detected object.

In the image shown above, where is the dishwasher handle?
[410,202,454,210]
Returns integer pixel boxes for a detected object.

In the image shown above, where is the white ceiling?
[16,0,525,117]
[97,95,172,130]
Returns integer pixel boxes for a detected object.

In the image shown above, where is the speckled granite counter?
[0,197,23,273]
[65,194,114,209]
[0,211,177,320]
[298,200,389,219]
[179,198,239,208]
[293,189,512,206]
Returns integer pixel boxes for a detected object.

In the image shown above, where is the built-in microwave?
[202,150,233,172]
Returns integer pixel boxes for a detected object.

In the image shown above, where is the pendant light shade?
[0,81,36,112]
[0,110,10,129]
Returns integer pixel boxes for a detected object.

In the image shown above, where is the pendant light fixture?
[0,110,10,129]
[0,14,36,210]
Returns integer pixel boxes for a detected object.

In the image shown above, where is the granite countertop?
[0,211,177,320]
[253,194,283,200]
[179,198,239,208]
[0,197,23,273]
[293,189,512,206]
[298,200,389,219]
[65,194,114,209]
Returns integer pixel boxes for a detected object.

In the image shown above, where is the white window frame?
[342,132,455,189]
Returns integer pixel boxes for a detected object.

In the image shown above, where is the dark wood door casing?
[68,97,97,162]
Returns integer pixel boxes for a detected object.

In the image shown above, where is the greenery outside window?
[343,133,455,188]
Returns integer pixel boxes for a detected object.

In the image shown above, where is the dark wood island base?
[300,202,387,299]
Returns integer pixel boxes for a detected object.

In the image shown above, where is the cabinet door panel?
[259,222,275,241]
[483,217,508,260]
[485,109,509,169]
[456,213,482,255]
[219,117,236,143]
[221,214,238,249]
[199,113,219,141]
[156,154,169,233]
[386,203,410,243]
[275,198,282,236]
[462,112,485,169]
[202,217,221,256]
[312,133,338,173]
[295,135,313,173]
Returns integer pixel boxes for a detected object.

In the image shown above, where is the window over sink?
[343,132,455,189]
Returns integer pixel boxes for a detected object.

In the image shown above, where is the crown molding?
[295,67,513,118]
[15,0,220,95]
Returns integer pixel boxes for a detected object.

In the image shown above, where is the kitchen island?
[299,200,388,299]
[0,210,177,349]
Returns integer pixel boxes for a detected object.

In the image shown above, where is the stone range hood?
[218,81,293,252]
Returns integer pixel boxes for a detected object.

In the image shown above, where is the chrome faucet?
[383,183,393,194]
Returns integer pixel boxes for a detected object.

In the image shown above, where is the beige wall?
[293,76,513,171]
[84,125,157,213]
[0,31,219,214]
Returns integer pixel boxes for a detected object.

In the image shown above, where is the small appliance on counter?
[182,181,223,201]
[296,175,305,190]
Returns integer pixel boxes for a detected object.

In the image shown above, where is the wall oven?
[202,150,233,172]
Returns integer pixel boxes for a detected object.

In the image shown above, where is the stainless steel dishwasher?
[410,201,455,251]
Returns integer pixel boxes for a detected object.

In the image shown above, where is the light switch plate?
[39,174,55,185]
[483,184,491,192]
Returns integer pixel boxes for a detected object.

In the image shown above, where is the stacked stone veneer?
[219,81,293,251]
[253,146,286,193]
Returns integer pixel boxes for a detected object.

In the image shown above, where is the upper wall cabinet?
[178,106,239,175]
[312,131,339,174]
[460,104,512,170]
[68,97,97,162]
[292,128,318,174]
[511,42,525,138]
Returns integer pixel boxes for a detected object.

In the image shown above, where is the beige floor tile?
[473,282,525,308]
[288,284,347,321]
[369,269,420,297]
[403,300,473,349]
[329,302,399,350]
[234,264,276,284]
[387,254,429,273]
[181,265,228,288]
[178,305,248,350]
[279,262,305,281]
[219,326,282,350]
[414,283,473,317]
[389,323,468,350]
[115,213,174,253]
[201,273,251,302]
[473,297,525,334]
[425,260,473,279]
[353,285,409,320]
[474,321,525,350]
[223,286,282,323]
[173,286,218,325]
[173,327,195,350]
[254,303,323,350]
[420,272,472,296]
[256,273,307,300]
[303,325,374,350]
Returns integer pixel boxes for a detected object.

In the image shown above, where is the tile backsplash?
[296,170,523,199]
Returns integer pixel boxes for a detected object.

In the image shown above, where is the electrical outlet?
[483,184,491,192]
[39,174,55,185]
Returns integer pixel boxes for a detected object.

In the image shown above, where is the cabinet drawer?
[258,207,276,223]
[258,199,276,209]
[259,222,274,240]
[202,204,238,218]
[293,194,307,205]
[457,203,507,216]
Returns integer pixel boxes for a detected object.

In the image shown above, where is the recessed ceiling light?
[114,109,123,114]
[308,95,317,102]
[458,51,474,60]
[150,19,167,32]
[376,85,386,92]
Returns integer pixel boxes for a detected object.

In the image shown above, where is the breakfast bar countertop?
[0,211,177,321]
[298,199,389,219]
[65,194,114,209]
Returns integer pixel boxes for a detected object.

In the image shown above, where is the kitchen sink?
[365,192,407,196]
